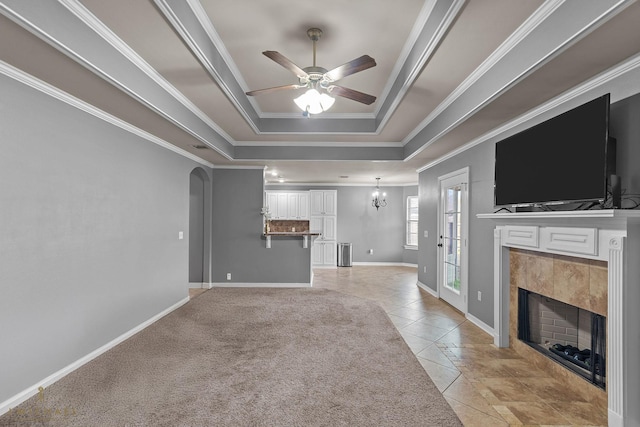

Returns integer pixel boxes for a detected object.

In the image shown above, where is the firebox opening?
[518,288,606,389]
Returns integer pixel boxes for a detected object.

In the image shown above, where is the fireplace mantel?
[479,209,640,427]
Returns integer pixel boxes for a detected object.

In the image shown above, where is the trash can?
[337,242,353,267]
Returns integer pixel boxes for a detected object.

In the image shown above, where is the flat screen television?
[494,94,613,207]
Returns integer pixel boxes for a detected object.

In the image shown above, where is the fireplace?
[478,210,640,426]
[517,288,606,389]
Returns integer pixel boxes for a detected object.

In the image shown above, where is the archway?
[189,167,211,286]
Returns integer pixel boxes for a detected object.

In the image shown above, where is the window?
[406,196,419,248]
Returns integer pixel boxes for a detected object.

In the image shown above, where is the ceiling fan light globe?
[294,89,334,115]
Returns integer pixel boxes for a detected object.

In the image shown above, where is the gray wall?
[212,169,311,283]
[266,185,411,263]
[0,73,203,403]
[418,144,496,326]
[418,88,640,329]
[337,186,405,263]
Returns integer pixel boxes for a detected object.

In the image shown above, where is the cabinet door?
[323,241,337,266]
[323,216,337,241]
[323,191,337,216]
[287,193,300,219]
[276,193,288,219]
[312,242,325,265]
[310,191,324,215]
[298,192,310,219]
[310,216,323,236]
[266,192,279,217]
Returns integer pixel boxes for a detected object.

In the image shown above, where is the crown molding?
[154,0,463,136]
[237,140,403,148]
[59,0,237,146]
[375,0,466,132]
[403,0,564,145]
[0,60,214,168]
[404,0,634,162]
[417,51,640,173]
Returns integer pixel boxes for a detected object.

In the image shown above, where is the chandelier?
[372,177,387,210]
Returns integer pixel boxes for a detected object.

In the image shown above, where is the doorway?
[437,167,469,313]
[189,167,211,287]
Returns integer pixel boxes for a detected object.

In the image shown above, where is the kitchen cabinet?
[310,190,336,216]
[312,241,337,266]
[287,192,310,220]
[310,190,337,267]
[265,191,310,220]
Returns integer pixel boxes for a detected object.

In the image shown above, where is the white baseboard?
[417,280,438,297]
[352,262,417,267]
[465,312,495,338]
[189,282,214,289]
[210,282,312,288]
[0,296,189,417]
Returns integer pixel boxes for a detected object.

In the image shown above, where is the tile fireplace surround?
[478,210,640,427]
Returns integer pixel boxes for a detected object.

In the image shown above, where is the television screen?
[494,94,611,207]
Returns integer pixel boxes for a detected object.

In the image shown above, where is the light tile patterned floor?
[190,266,608,426]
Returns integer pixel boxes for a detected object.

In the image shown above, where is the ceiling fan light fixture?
[294,88,335,115]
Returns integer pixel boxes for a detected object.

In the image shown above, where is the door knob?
[437,243,443,247]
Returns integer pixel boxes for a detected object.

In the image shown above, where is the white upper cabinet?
[265,191,310,220]
[310,190,337,216]
[298,192,310,219]
[276,193,288,219]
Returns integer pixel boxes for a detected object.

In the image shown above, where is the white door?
[437,167,469,313]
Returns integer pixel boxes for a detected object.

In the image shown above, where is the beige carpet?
[2,288,462,426]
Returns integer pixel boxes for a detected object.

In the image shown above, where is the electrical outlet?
[368,249,374,255]
[477,291,482,301]
[226,273,231,281]
[424,230,428,238]
[178,231,184,240]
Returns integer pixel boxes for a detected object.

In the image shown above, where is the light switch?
[178,231,184,240]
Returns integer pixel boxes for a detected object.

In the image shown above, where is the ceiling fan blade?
[328,85,376,105]
[246,84,302,97]
[325,55,376,81]
[263,51,309,78]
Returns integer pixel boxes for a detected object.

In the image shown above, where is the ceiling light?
[372,177,387,211]
[294,88,335,116]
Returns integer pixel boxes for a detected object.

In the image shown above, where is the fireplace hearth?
[518,288,606,389]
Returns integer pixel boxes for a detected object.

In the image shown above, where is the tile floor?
[190,266,608,426]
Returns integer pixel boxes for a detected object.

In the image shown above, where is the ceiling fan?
[245,28,377,115]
